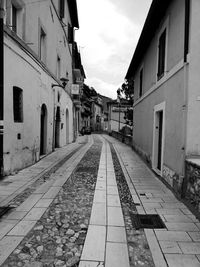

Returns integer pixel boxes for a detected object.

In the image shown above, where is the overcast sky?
[76,0,152,99]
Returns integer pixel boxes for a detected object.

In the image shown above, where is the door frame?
[152,101,165,175]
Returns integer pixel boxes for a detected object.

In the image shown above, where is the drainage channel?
[1,143,87,216]
[108,141,155,267]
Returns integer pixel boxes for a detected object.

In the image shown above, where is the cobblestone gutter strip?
[109,143,155,267]
[2,136,102,267]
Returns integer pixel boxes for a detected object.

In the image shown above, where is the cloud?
[85,77,119,99]
[76,0,151,98]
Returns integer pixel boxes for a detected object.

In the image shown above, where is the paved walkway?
[79,137,130,267]
[102,135,200,267]
[0,135,89,207]
[0,134,200,266]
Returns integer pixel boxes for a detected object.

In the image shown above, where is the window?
[13,87,23,122]
[59,0,65,19]
[57,56,61,79]
[11,4,17,33]
[10,1,24,37]
[39,27,46,62]
[68,24,74,43]
[157,29,166,80]
[139,68,143,97]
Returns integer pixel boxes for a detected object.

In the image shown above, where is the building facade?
[126,0,200,196]
[91,96,103,132]
[107,99,131,134]
[3,0,80,175]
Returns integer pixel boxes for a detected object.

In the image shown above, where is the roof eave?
[125,0,172,79]
[67,0,79,28]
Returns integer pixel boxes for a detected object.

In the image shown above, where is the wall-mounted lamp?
[52,75,69,89]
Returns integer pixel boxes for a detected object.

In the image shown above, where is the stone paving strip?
[0,136,94,266]
[79,139,130,267]
[0,136,88,207]
[105,135,200,267]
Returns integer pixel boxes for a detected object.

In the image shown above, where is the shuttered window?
[59,0,65,19]
[13,87,23,122]
[157,29,166,80]
[68,24,74,43]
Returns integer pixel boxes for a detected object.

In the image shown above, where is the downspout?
[52,88,56,151]
[181,0,190,197]
[0,0,4,178]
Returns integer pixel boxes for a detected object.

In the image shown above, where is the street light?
[51,75,69,89]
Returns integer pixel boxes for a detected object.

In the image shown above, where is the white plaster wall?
[134,0,185,100]
[4,35,73,175]
[132,0,186,175]
[24,0,73,84]
[133,69,185,175]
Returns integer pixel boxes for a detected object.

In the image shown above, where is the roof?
[125,0,172,79]
[67,0,79,28]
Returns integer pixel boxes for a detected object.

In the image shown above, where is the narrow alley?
[0,134,199,267]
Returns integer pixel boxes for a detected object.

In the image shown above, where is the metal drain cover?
[130,214,166,229]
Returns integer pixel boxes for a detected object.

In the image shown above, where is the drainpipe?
[52,88,56,151]
[181,0,190,197]
[0,0,4,178]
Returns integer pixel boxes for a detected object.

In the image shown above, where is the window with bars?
[139,68,143,97]
[157,29,166,80]
[13,87,23,122]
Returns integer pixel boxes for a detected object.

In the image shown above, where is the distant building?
[91,96,103,132]
[107,99,132,134]
[3,0,80,175]
[125,0,200,197]
[80,84,92,130]
[98,94,112,131]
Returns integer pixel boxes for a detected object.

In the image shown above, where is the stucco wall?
[24,0,73,83]
[4,35,73,175]
[134,0,185,100]
[133,68,185,175]
[132,0,186,180]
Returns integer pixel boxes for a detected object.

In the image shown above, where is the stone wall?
[184,160,200,212]
[111,131,132,146]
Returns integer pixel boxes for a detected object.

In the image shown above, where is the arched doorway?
[66,108,69,144]
[40,104,47,156]
[55,106,61,148]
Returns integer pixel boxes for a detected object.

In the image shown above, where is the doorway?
[55,106,61,148]
[152,102,165,175]
[66,108,69,144]
[40,104,47,156]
